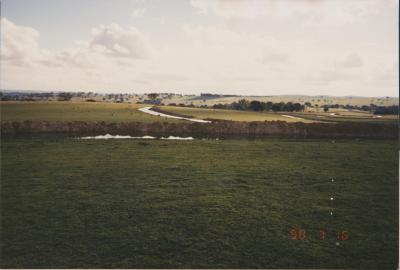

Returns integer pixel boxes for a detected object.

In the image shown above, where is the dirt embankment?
[1,120,397,139]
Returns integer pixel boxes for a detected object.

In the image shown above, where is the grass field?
[159,105,397,124]
[292,110,397,124]
[0,102,180,123]
[1,101,397,124]
[1,137,398,268]
[158,106,317,123]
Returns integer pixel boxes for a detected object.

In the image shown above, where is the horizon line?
[1,89,399,99]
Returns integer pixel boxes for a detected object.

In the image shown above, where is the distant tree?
[238,99,250,110]
[249,100,264,111]
[285,102,294,112]
[148,93,159,100]
[292,103,304,112]
[272,103,282,112]
[361,105,369,111]
[213,103,226,109]
[323,106,329,112]
[264,101,273,111]
[58,92,73,101]
[373,105,399,115]
[230,102,240,110]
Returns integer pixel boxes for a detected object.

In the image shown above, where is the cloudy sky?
[1,0,398,96]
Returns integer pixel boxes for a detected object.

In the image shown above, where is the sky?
[0,0,398,96]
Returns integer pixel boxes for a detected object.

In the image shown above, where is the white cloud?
[260,46,289,65]
[190,0,265,19]
[336,53,364,68]
[0,12,397,97]
[90,23,152,59]
[1,18,152,70]
[190,0,385,27]
[1,18,155,91]
[306,53,365,83]
[0,18,49,66]
[131,7,147,18]
[370,63,398,83]
[52,45,99,68]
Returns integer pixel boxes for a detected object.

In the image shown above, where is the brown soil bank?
[1,120,397,139]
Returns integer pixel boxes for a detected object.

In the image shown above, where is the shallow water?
[80,134,197,140]
[138,106,211,123]
[80,134,156,140]
[161,136,194,140]
[281,114,303,120]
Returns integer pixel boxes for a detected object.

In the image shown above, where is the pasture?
[157,105,396,124]
[1,137,398,268]
[1,101,397,125]
[0,102,179,123]
[156,106,315,123]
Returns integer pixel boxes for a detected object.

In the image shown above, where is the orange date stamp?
[290,228,349,241]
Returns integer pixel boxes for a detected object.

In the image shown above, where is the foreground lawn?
[1,137,398,268]
[0,102,180,123]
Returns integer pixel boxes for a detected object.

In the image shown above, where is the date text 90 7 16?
[290,228,349,241]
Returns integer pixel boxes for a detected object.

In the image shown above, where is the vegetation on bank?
[2,119,397,139]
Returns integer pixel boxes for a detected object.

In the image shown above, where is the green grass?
[158,106,397,124]
[159,106,316,123]
[1,101,396,124]
[1,137,398,268]
[0,102,180,123]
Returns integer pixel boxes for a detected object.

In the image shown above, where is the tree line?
[168,99,398,115]
[170,99,305,112]
[229,100,305,112]
[372,105,398,115]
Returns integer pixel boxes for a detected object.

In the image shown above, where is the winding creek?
[138,106,211,123]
